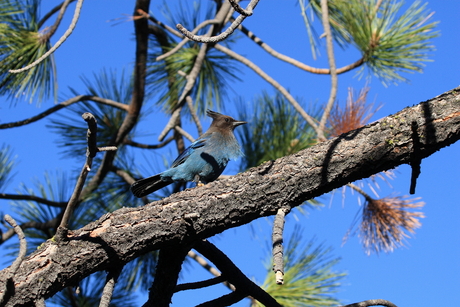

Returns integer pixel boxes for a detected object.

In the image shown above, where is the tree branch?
[194,240,281,307]
[0,95,128,129]
[234,19,364,75]
[176,0,260,43]
[0,194,67,208]
[0,88,458,305]
[318,0,339,141]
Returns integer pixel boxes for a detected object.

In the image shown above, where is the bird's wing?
[170,138,207,168]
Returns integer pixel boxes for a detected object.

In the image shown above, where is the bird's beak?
[233,120,247,127]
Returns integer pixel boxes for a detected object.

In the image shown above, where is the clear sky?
[1,1,459,306]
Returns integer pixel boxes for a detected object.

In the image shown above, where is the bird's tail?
[130,174,171,198]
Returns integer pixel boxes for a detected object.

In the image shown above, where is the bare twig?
[0,214,62,245]
[99,268,122,307]
[123,135,175,149]
[38,0,77,29]
[234,19,364,74]
[341,299,398,307]
[272,207,290,285]
[0,193,67,208]
[9,0,84,73]
[174,126,195,142]
[175,276,226,292]
[214,43,320,133]
[188,250,235,291]
[228,0,253,16]
[38,0,73,40]
[176,0,260,43]
[55,113,112,241]
[156,19,220,61]
[318,0,338,141]
[194,240,282,307]
[0,215,27,305]
[0,95,128,129]
[186,96,203,136]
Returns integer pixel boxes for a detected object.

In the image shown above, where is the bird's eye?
[225,118,230,122]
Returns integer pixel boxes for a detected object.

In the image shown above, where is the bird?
[131,110,247,198]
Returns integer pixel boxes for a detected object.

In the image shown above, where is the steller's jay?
[131,110,246,198]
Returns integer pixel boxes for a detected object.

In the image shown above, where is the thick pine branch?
[0,88,459,306]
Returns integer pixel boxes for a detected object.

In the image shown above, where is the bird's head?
[207,110,247,131]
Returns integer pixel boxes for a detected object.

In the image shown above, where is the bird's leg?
[194,174,205,187]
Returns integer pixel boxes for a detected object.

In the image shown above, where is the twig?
[214,43,320,133]
[99,268,122,307]
[9,0,85,73]
[174,126,195,142]
[143,246,191,307]
[38,0,77,29]
[38,0,73,41]
[0,215,27,305]
[186,96,203,136]
[188,250,235,291]
[272,207,290,285]
[0,215,62,245]
[0,193,67,208]
[196,291,246,307]
[341,299,398,307]
[234,19,364,74]
[228,0,253,16]
[176,0,260,44]
[175,276,226,292]
[194,240,282,307]
[55,113,116,241]
[156,19,220,61]
[318,0,338,141]
[123,135,175,149]
[0,95,128,129]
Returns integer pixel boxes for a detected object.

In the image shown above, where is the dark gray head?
[207,110,246,131]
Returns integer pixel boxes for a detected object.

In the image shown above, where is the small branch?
[175,276,226,292]
[194,240,282,307]
[9,0,84,73]
[176,0,260,43]
[196,291,246,307]
[341,299,398,307]
[235,19,364,74]
[123,135,175,149]
[38,0,77,29]
[0,214,62,245]
[214,43,320,133]
[156,19,220,61]
[143,246,191,307]
[55,113,110,241]
[99,268,123,307]
[409,122,422,194]
[318,0,339,141]
[272,207,289,285]
[0,193,67,208]
[186,96,203,136]
[38,0,73,41]
[0,215,27,305]
[174,126,195,142]
[0,95,128,129]
[228,0,253,16]
[188,250,235,291]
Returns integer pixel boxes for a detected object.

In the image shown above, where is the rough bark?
[0,87,459,306]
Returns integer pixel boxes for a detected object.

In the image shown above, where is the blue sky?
[1,1,459,306]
